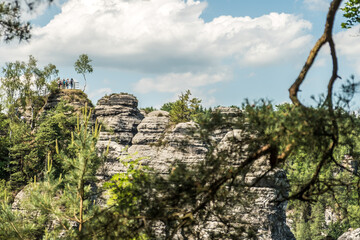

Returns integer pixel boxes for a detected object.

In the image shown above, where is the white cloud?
[134,70,230,94]
[16,0,63,21]
[303,0,330,11]
[0,0,312,72]
[335,26,360,75]
[88,87,112,101]
[161,88,217,108]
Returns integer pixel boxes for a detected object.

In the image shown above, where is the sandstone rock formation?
[13,93,295,239]
[43,89,93,112]
[338,228,360,240]
[94,93,144,177]
[125,107,295,239]
[18,89,93,126]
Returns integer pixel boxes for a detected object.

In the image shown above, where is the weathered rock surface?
[13,93,295,239]
[129,119,207,174]
[126,109,294,239]
[338,228,360,240]
[94,93,144,177]
[43,89,93,112]
[204,129,294,240]
[18,89,93,126]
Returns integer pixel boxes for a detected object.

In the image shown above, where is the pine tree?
[12,105,103,238]
[167,90,202,124]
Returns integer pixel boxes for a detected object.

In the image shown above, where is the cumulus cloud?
[134,70,230,93]
[0,0,312,72]
[303,0,331,11]
[88,87,112,100]
[16,0,63,21]
[335,26,360,74]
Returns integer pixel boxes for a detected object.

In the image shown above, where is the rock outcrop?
[43,89,93,112]
[94,93,144,177]
[338,228,360,240]
[92,100,295,239]
[13,92,295,239]
[125,107,295,239]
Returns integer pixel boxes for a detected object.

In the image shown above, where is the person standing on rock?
[63,79,66,89]
[70,78,74,89]
[66,79,70,89]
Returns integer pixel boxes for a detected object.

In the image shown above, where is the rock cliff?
[94,94,295,239]
[13,92,296,239]
[94,93,144,177]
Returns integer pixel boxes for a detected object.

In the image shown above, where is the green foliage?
[341,0,360,28]
[1,55,59,128]
[0,2,31,42]
[1,60,24,118]
[162,90,203,124]
[141,106,157,114]
[74,54,93,92]
[0,196,40,239]
[0,180,12,203]
[284,99,360,238]
[160,102,174,112]
[48,79,60,94]
[1,101,76,189]
[0,108,10,179]
[328,221,351,239]
[13,106,104,238]
[97,154,152,239]
[58,105,102,232]
[7,121,40,188]
[35,101,77,176]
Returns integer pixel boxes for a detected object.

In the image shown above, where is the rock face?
[13,93,295,239]
[125,107,295,239]
[94,93,144,177]
[338,228,360,240]
[129,116,206,174]
[43,89,93,112]
[214,130,294,239]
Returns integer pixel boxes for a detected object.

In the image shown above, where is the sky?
[0,0,359,109]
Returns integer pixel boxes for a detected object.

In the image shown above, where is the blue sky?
[0,0,359,109]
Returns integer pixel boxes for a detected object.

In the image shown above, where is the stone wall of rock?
[94,93,144,177]
[125,107,294,239]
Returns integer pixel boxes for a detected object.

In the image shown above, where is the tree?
[74,54,93,92]
[341,0,360,28]
[1,60,24,120]
[35,63,58,96]
[161,90,203,124]
[8,106,103,238]
[0,106,10,179]
[0,2,31,42]
[35,101,77,176]
[101,1,360,238]
[0,0,54,42]
[1,56,59,129]
[2,0,360,239]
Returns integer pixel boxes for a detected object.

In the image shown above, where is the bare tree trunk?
[82,74,87,92]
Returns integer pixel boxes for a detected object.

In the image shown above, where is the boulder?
[338,228,360,240]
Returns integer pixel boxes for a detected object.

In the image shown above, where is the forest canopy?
[0,0,359,239]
